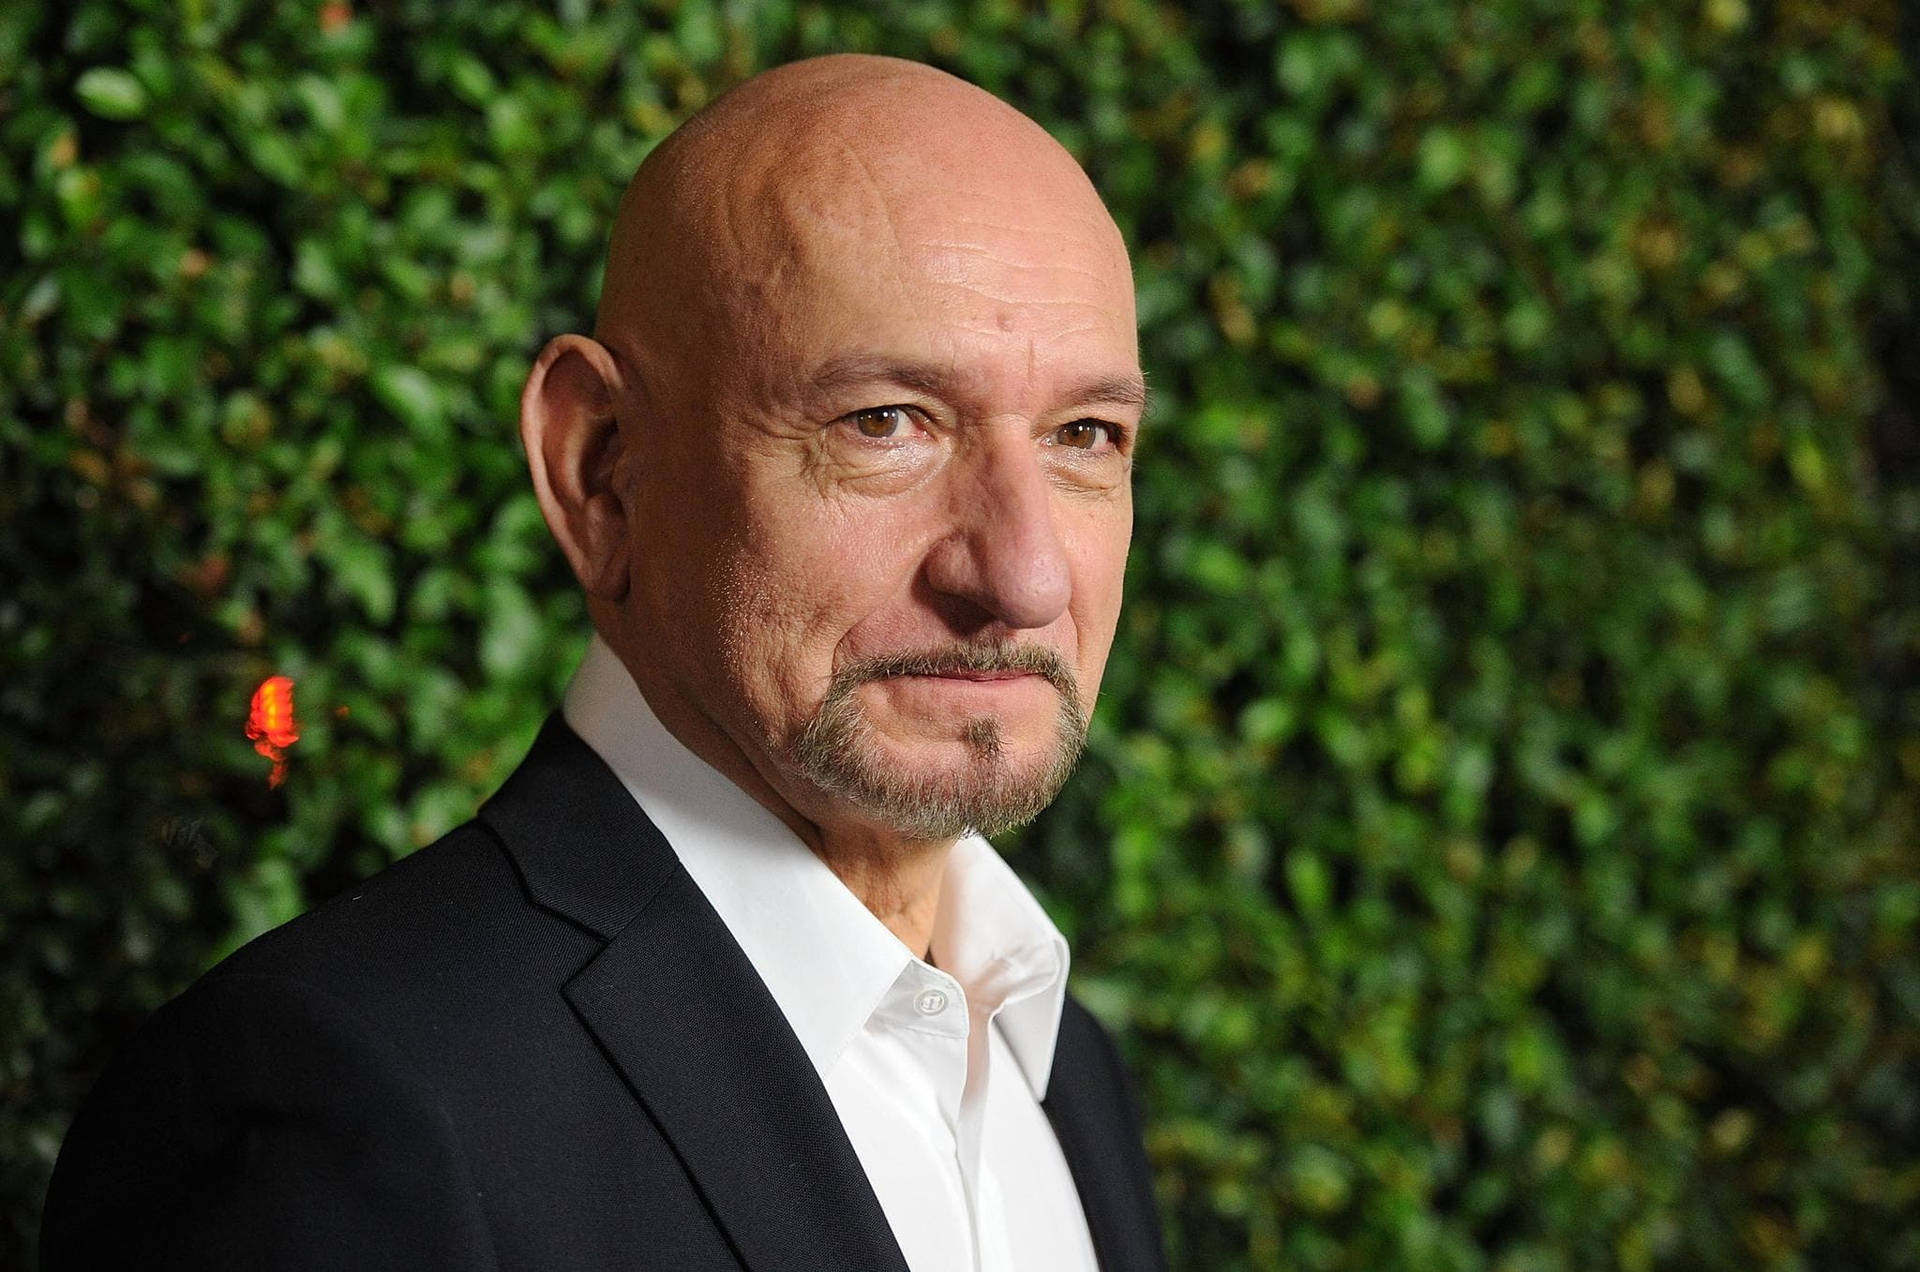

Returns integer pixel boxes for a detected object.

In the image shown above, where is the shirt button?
[914,988,949,1016]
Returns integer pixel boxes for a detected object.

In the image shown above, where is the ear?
[520,334,631,602]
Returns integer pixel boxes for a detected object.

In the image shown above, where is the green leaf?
[1417,127,1469,192]
[1285,849,1331,918]
[75,68,147,120]
[371,366,448,438]
[323,537,397,626]
[479,578,542,679]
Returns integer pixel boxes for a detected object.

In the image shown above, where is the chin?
[790,701,1087,842]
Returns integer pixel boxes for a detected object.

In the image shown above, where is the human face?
[625,135,1143,842]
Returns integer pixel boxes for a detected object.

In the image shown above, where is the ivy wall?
[3,1,1916,1267]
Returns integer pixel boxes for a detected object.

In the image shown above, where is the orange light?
[246,675,300,788]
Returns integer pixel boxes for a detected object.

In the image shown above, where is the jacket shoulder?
[205,818,595,1011]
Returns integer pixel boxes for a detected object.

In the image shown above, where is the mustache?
[829,642,1080,703]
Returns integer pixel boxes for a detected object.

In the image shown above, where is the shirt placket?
[886,961,977,1267]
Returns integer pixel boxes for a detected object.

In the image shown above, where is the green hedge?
[4,1,1916,1267]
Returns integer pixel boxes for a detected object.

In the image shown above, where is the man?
[42,53,1163,1271]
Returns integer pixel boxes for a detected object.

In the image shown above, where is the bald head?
[593,54,1134,397]
[521,53,1142,863]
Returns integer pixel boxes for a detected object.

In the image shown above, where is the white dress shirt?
[562,634,1101,1272]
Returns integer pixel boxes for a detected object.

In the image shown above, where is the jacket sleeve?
[40,970,498,1272]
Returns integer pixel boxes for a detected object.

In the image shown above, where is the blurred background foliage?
[3,0,1916,1267]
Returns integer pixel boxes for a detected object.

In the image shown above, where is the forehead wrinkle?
[933,287,1121,313]
[914,242,1120,284]
[835,140,913,266]
[930,212,1128,251]
[749,137,929,327]
[809,350,1145,417]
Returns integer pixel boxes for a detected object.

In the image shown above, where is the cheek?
[1066,506,1133,689]
[624,462,811,740]
[702,532,816,713]
[704,489,928,724]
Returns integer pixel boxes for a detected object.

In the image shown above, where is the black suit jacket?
[42,713,1167,1271]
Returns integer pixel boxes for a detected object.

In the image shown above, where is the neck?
[805,827,954,960]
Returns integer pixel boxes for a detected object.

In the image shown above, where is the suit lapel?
[480,714,909,1272]
[1043,998,1169,1272]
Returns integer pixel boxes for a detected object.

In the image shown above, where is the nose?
[922,431,1072,631]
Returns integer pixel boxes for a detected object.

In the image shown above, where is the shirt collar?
[932,839,1069,1097]
[561,632,1070,1099]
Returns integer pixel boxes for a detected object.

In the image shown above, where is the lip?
[911,670,1039,683]
[867,672,1058,722]
[878,671,1052,697]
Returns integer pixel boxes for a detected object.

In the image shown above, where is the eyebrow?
[808,354,1151,416]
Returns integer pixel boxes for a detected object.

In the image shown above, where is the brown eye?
[849,406,912,438]
[1054,419,1115,450]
